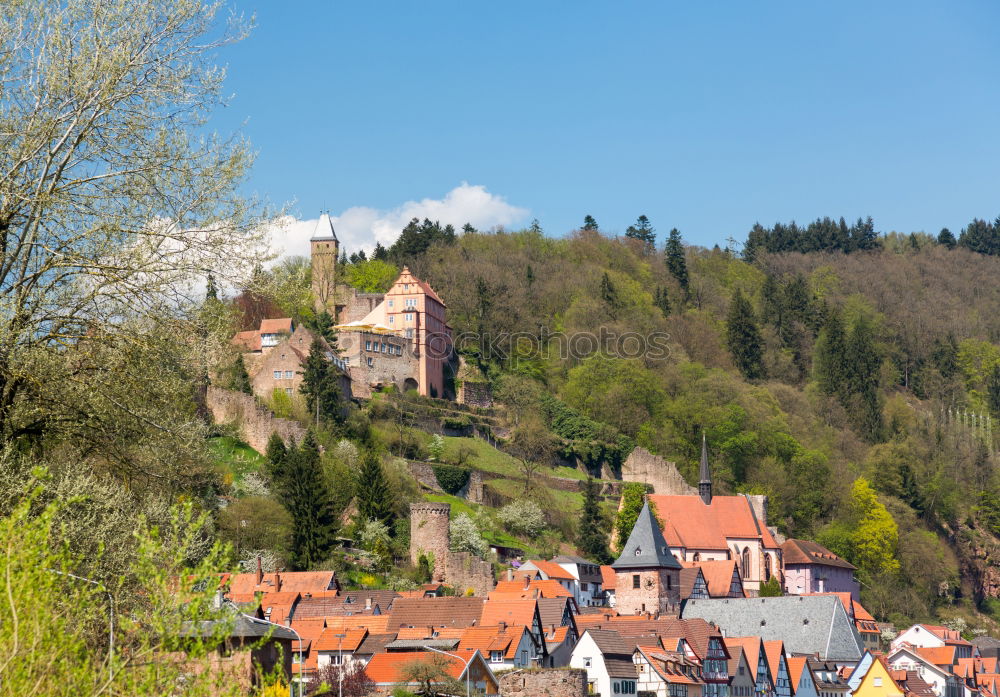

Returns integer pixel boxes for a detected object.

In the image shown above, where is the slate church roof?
[682,595,863,663]
[611,501,682,571]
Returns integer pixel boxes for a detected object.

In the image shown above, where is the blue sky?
[213,1,1000,253]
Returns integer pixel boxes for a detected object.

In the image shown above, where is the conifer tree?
[282,432,338,570]
[529,219,543,234]
[664,228,689,296]
[356,451,395,529]
[987,364,1000,418]
[654,287,670,317]
[462,223,477,234]
[579,476,611,564]
[300,337,342,425]
[814,310,847,397]
[600,273,620,317]
[372,241,388,260]
[230,354,252,394]
[265,432,288,482]
[625,215,656,247]
[725,288,765,380]
[937,228,957,249]
[845,316,884,442]
[582,215,599,231]
[205,272,219,301]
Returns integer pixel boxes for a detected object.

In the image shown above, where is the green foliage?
[388,218,456,261]
[958,217,1000,256]
[431,464,471,495]
[300,337,344,425]
[759,576,783,596]
[579,476,611,564]
[615,483,647,552]
[561,355,665,439]
[346,259,399,292]
[744,216,879,256]
[427,434,445,462]
[265,433,288,481]
[977,490,1000,537]
[356,451,396,529]
[450,512,488,557]
[279,432,338,570]
[625,214,656,247]
[497,499,546,538]
[417,554,433,584]
[664,228,689,294]
[582,215,599,231]
[228,354,253,393]
[538,393,633,470]
[938,227,957,249]
[849,477,901,576]
[726,288,766,380]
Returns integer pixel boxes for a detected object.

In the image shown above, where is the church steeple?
[698,432,712,505]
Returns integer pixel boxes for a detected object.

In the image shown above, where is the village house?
[458,624,541,671]
[891,625,975,660]
[552,554,606,607]
[804,592,880,652]
[611,500,682,616]
[887,644,964,697]
[782,538,859,599]
[763,640,792,697]
[728,645,757,697]
[787,657,820,697]
[726,637,775,697]
[647,438,781,595]
[633,643,706,697]
[363,649,499,696]
[571,628,640,697]
[809,660,852,697]
[681,560,745,599]
[850,652,905,697]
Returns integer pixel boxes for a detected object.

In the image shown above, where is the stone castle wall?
[445,550,495,597]
[409,503,451,582]
[621,447,697,495]
[206,386,306,454]
[457,380,493,408]
[499,669,588,697]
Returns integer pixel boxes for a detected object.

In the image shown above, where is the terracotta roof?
[365,650,473,685]
[314,627,368,652]
[459,625,526,659]
[919,625,972,646]
[915,646,958,666]
[637,646,704,685]
[726,637,765,682]
[257,591,301,625]
[763,640,785,684]
[321,615,391,634]
[228,571,337,601]
[480,599,539,628]
[601,565,617,590]
[728,645,747,676]
[578,616,723,662]
[232,329,261,352]
[387,597,485,631]
[545,626,571,646]
[648,494,780,551]
[892,670,937,697]
[782,539,856,570]
[683,560,743,597]
[490,579,573,599]
[524,560,576,580]
[259,318,293,334]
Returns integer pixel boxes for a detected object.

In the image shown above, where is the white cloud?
[268,183,529,261]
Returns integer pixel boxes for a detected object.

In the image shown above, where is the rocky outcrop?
[954,525,1000,601]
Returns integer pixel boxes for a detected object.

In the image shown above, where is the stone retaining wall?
[498,669,587,697]
[206,386,306,454]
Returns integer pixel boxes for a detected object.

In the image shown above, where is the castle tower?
[612,500,681,615]
[310,212,339,312]
[698,432,712,505]
[409,502,451,582]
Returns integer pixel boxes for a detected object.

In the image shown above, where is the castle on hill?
[232,214,454,401]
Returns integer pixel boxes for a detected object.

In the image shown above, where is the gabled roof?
[787,656,812,691]
[601,565,617,590]
[365,649,482,685]
[480,599,540,629]
[314,627,367,652]
[228,570,336,600]
[683,560,743,597]
[647,494,779,551]
[536,597,577,631]
[683,596,863,662]
[490,579,572,599]
[585,629,640,679]
[915,646,958,667]
[310,212,338,242]
[763,640,786,682]
[680,567,707,600]
[892,669,938,697]
[612,501,682,570]
[782,539,857,570]
[232,329,262,352]
[459,625,527,659]
[387,597,485,631]
[522,560,576,580]
[726,637,767,683]
[259,317,294,334]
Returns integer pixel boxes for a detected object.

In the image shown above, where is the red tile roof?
[314,627,368,652]
[490,579,572,599]
[782,539,856,570]
[915,646,958,667]
[648,494,779,551]
[232,329,262,352]
[763,640,785,683]
[387,597,485,631]
[683,560,743,597]
[459,625,527,659]
[365,650,474,685]
[259,318,293,334]
[726,637,765,681]
[601,565,617,590]
[480,599,539,628]
[525,560,576,581]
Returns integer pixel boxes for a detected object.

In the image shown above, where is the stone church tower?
[612,500,681,615]
[310,212,339,312]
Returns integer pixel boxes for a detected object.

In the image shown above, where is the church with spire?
[643,436,783,596]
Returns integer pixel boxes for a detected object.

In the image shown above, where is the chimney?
[523,576,530,589]
[427,626,435,638]
[274,568,282,592]
[365,597,372,610]
[507,569,514,582]
[548,624,556,638]
[256,555,263,585]
[499,621,507,632]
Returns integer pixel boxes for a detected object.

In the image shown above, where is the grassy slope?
[207,436,267,485]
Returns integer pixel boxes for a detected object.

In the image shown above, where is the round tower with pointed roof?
[310,212,339,311]
[611,499,682,615]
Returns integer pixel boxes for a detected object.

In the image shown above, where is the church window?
[764,554,772,581]
[741,548,751,580]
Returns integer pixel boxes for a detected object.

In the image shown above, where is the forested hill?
[383,215,1000,627]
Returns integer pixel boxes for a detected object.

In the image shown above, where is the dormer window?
[635,547,642,556]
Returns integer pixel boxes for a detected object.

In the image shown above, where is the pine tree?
[462,223,477,234]
[205,272,219,301]
[814,310,847,397]
[529,219,543,234]
[265,432,288,483]
[845,316,884,442]
[937,228,957,249]
[299,337,342,425]
[230,354,252,394]
[987,364,1000,418]
[600,272,620,317]
[356,450,395,529]
[625,215,656,247]
[579,476,610,564]
[282,432,338,570]
[372,242,388,260]
[664,228,689,296]
[725,288,765,380]
[653,286,670,317]
[582,215,599,231]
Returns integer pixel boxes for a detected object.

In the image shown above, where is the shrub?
[427,434,445,462]
[432,464,470,495]
[443,415,472,430]
[497,499,546,537]
[450,513,488,557]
